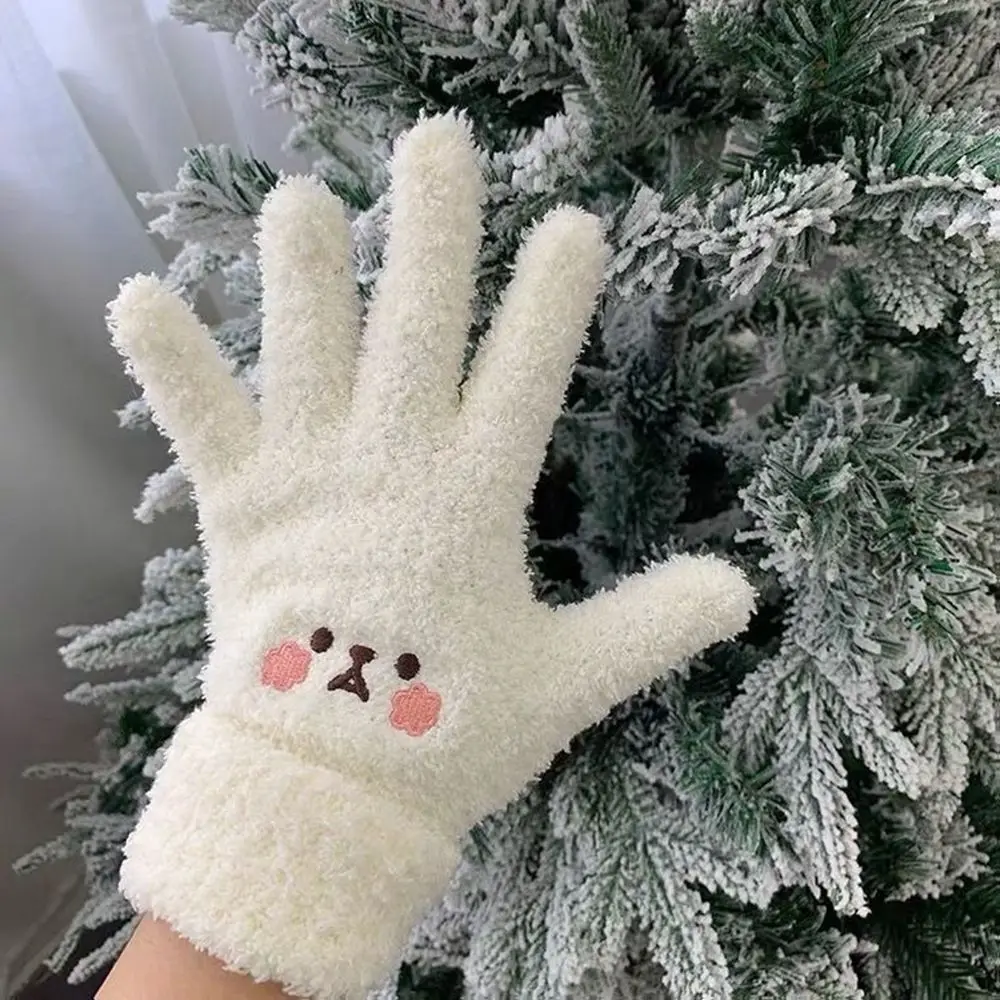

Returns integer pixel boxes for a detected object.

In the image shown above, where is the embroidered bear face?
[258,627,441,737]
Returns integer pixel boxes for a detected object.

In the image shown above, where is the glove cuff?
[120,708,460,1000]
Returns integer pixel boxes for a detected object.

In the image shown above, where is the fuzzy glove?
[108,113,755,1000]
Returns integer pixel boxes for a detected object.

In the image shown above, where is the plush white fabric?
[108,111,755,1000]
[120,709,459,999]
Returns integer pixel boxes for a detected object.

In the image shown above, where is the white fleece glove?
[108,113,754,1000]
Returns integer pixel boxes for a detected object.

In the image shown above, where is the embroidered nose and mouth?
[327,645,423,703]
[328,644,378,702]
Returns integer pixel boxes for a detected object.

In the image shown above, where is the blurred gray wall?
[0,246,194,988]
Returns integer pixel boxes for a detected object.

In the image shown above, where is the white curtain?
[0,2,302,990]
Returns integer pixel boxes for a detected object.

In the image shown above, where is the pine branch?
[168,0,258,34]
[890,6,1000,115]
[692,0,954,111]
[612,158,856,300]
[566,2,659,155]
[140,145,278,257]
[727,387,998,911]
[237,0,348,118]
[872,912,998,1000]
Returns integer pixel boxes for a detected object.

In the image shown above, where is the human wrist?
[97,916,292,1000]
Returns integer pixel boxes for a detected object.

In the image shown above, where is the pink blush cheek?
[260,641,312,691]
[389,682,442,737]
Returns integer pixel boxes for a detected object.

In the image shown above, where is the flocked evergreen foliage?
[20,0,1000,995]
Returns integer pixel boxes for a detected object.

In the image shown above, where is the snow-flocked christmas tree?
[19,1,1000,996]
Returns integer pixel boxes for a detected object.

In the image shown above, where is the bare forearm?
[97,917,290,1000]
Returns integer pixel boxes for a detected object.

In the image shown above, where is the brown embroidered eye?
[310,627,334,653]
[395,653,421,680]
